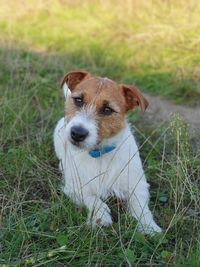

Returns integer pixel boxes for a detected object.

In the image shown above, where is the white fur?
[64,105,98,149]
[54,115,162,234]
[63,82,71,99]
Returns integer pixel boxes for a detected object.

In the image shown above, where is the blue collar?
[89,145,116,158]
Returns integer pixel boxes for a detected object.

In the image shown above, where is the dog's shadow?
[106,197,127,224]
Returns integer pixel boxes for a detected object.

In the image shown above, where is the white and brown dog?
[54,70,162,234]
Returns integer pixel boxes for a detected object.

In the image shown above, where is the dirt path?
[142,94,200,132]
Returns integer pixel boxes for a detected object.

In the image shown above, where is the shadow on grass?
[1,42,200,107]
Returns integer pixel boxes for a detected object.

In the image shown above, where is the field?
[0,0,200,266]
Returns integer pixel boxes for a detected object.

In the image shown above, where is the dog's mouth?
[70,139,83,148]
[69,137,99,150]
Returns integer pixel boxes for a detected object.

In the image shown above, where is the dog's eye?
[101,106,115,116]
[73,97,83,107]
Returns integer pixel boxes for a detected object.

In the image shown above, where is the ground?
[0,1,200,266]
[143,93,200,132]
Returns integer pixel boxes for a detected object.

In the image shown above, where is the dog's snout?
[71,126,89,142]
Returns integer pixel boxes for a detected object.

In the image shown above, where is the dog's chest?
[63,135,141,196]
[65,149,124,183]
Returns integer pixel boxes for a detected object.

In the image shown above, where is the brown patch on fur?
[121,84,149,112]
[63,72,148,142]
[61,70,90,91]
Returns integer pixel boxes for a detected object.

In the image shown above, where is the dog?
[53,70,162,234]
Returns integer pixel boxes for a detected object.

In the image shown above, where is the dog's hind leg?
[84,196,112,227]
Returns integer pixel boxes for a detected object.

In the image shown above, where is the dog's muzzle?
[70,126,89,143]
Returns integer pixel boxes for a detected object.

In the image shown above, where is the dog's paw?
[88,203,113,228]
[137,222,162,235]
[94,211,113,227]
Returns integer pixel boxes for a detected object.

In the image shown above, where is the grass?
[0,0,200,105]
[0,1,200,266]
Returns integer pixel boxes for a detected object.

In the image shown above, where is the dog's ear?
[120,84,148,113]
[61,70,90,92]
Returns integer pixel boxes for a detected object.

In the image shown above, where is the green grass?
[0,0,200,105]
[0,1,200,266]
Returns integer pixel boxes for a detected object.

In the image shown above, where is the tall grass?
[0,1,200,266]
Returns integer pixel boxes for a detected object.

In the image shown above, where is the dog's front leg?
[128,188,162,235]
[84,196,112,227]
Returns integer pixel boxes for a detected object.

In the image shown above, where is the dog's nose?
[71,126,89,142]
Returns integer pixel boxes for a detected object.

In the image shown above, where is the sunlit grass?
[0,0,200,105]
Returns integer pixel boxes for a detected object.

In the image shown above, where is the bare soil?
[142,94,200,132]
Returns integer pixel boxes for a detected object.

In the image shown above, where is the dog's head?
[61,70,148,149]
